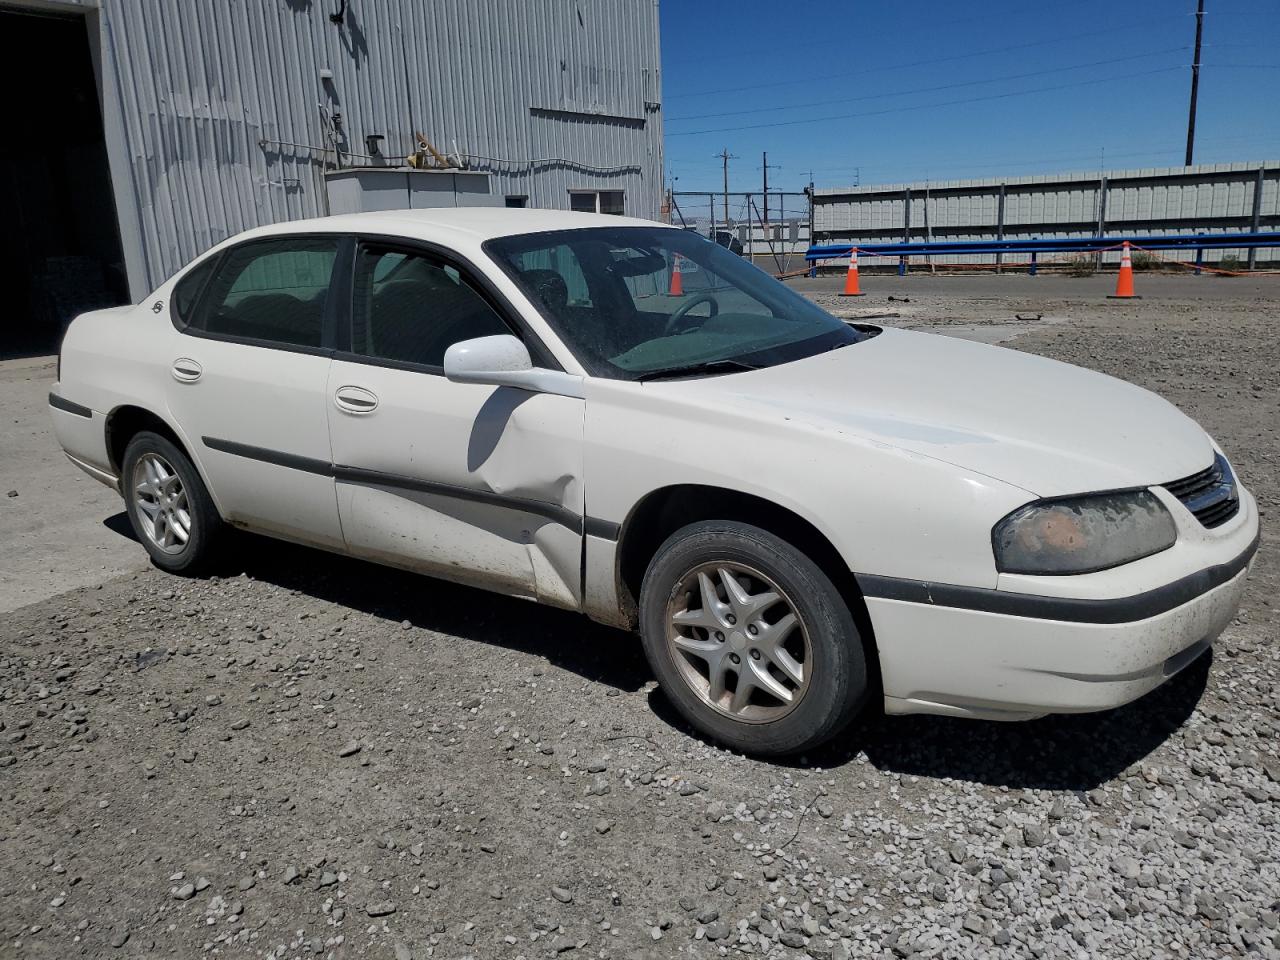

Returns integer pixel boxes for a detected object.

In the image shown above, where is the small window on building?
[568,190,625,216]
[505,195,528,208]
[599,191,624,216]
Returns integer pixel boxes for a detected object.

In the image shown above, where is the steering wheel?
[663,292,719,336]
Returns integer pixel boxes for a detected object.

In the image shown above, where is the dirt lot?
[0,356,147,614]
[1,277,1278,960]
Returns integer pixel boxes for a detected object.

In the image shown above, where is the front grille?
[1163,463,1218,501]
[1162,454,1239,528]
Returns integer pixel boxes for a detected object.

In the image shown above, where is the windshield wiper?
[634,359,761,382]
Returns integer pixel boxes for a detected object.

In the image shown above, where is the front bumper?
[865,489,1260,721]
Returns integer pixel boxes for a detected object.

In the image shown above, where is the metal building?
[812,161,1279,267]
[0,0,663,355]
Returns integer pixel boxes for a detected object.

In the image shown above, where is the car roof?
[236,207,675,246]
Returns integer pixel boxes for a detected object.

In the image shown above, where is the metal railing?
[805,231,1280,276]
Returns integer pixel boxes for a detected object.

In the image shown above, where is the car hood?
[672,327,1214,497]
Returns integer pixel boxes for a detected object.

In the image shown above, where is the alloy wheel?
[664,562,811,723]
[132,453,192,555]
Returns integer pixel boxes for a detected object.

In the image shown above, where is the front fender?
[584,380,1033,591]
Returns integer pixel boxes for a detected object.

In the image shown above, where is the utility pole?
[757,152,778,252]
[807,178,815,267]
[761,152,781,227]
[716,149,737,227]
[923,180,934,275]
[1185,0,1205,166]
[762,152,769,227]
[663,170,678,224]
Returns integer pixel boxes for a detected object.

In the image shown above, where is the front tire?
[122,431,224,574]
[638,521,868,756]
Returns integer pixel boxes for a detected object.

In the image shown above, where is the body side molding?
[202,436,332,476]
[200,435,618,535]
[857,532,1258,625]
[584,516,621,541]
[49,393,93,418]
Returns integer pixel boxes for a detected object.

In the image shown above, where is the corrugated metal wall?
[80,0,662,295]
[813,162,1280,265]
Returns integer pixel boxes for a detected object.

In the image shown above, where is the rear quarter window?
[171,255,219,329]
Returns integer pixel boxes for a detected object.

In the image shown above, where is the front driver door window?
[326,243,586,607]
[348,249,512,367]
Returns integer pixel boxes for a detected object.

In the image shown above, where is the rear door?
[326,239,585,607]
[164,235,345,548]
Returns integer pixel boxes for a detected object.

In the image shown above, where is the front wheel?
[638,521,869,756]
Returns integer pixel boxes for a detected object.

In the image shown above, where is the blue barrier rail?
[805,231,1280,276]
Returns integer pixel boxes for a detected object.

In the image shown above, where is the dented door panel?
[327,358,585,606]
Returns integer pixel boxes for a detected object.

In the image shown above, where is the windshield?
[484,227,863,379]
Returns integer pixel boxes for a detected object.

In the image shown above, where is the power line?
[665,19,1182,100]
[672,140,1280,194]
[680,133,1279,175]
[669,133,1279,193]
[844,143,1280,182]
[661,0,1112,68]
[668,47,1188,123]
[667,66,1184,138]
[798,125,1278,180]
[855,148,1195,179]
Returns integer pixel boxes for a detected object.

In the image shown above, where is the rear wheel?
[639,520,868,756]
[122,431,224,574]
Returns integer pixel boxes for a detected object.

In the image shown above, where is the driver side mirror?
[443,335,585,399]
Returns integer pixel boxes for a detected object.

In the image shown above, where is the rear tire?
[122,431,224,574]
[639,520,868,756]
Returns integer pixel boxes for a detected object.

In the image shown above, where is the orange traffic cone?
[1108,241,1141,299]
[669,254,684,296]
[839,247,865,297]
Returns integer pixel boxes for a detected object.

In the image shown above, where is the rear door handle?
[334,385,379,415]
[171,358,202,383]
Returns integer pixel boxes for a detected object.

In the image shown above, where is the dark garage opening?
[0,8,128,359]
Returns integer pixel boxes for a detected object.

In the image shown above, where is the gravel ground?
[2,286,1278,960]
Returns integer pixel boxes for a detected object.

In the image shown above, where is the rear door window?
[190,237,339,348]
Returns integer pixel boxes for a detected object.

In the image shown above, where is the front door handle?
[171,358,202,383]
[334,385,379,415]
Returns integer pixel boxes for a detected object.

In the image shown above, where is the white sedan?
[49,209,1259,756]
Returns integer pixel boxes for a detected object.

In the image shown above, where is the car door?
[164,234,345,548]
[326,239,585,608]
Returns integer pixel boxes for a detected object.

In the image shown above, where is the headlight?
[993,490,1177,575]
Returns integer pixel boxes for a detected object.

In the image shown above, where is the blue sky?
[659,0,1280,197]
